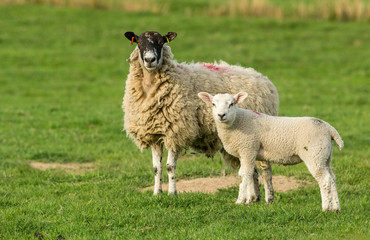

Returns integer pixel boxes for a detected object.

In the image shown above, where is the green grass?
[0,3,369,239]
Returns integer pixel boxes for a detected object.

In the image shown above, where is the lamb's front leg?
[166,149,179,195]
[236,156,257,205]
[151,144,163,195]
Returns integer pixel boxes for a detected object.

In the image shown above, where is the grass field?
[0,2,369,239]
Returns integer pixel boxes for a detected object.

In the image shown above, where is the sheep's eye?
[229,103,234,108]
[212,103,215,107]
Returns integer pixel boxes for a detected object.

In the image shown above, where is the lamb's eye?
[229,103,234,108]
[212,103,215,107]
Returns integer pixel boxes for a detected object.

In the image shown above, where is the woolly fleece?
[123,45,279,156]
[205,93,343,210]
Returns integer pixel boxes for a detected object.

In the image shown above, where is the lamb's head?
[198,92,249,124]
[125,31,177,71]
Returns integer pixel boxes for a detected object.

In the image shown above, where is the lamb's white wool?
[199,92,343,212]
[123,31,279,201]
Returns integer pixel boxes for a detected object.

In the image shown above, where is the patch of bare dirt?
[29,161,95,174]
[140,175,312,194]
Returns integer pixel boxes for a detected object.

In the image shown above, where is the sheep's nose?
[218,113,226,120]
[145,57,156,63]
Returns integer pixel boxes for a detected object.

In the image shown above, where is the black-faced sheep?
[198,92,343,211]
[123,31,279,201]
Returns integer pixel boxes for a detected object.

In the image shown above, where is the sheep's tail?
[328,125,344,150]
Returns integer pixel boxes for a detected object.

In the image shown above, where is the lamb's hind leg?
[327,154,340,211]
[256,161,274,203]
[305,160,333,211]
[151,144,163,195]
[167,149,179,195]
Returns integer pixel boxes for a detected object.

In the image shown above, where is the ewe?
[123,31,279,201]
[198,92,343,211]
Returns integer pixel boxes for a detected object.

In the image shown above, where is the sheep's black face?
[125,31,177,71]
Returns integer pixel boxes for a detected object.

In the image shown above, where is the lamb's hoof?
[236,198,246,205]
[322,207,330,212]
[327,206,340,212]
[333,205,340,212]
[331,203,340,212]
[246,195,257,205]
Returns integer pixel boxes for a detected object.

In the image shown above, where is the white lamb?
[198,92,344,211]
[123,31,279,202]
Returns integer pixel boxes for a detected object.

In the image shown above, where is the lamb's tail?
[328,125,344,150]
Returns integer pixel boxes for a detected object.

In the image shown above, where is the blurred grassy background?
[2,0,370,20]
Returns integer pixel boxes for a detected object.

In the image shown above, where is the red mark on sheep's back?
[177,64,184,70]
[252,110,262,115]
[202,63,225,72]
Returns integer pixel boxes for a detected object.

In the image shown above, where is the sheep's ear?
[163,32,177,44]
[234,92,248,104]
[198,92,213,104]
[125,32,139,45]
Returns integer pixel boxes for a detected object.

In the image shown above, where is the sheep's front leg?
[236,157,257,205]
[151,144,163,195]
[166,149,179,195]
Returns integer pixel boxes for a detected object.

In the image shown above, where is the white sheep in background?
[198,92,343,211]
[123,31,279,202]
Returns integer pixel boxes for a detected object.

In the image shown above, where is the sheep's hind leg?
[151,144,163,195]
[167,149,179,195]
[253,166,261,202]
[256,161,274,203]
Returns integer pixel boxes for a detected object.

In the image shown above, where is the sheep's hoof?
[266,196,274,204]
[168,190,177,195]
[153,189,163,195]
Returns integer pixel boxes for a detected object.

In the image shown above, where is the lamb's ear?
[125,32,139,45]
[234,92,248,104]
[198,92,213,104]
[163,32,177,44]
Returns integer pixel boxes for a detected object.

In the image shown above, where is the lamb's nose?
[218,113,226,120]
[145,57,156,63]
